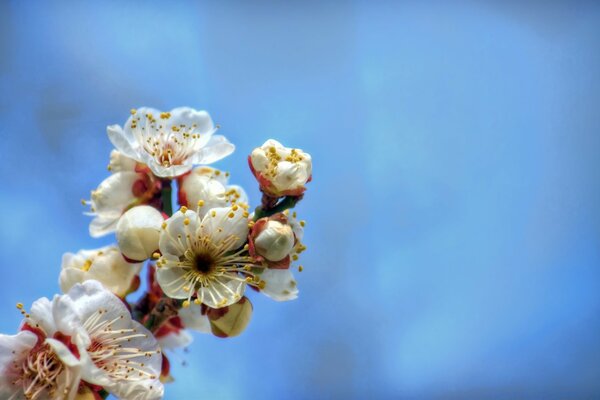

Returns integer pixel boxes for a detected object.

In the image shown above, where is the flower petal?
[159,210,201,258]
[201,206,249,251]
[107,125,138,160]
[178,303,211,334]
[191,135,235,165]
[156,266,190,299]
[257,268,299,301]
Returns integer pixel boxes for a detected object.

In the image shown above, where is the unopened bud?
[116,205,164,261]
[254,220,295,262]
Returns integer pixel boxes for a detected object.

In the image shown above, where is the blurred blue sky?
[1,1,600,399]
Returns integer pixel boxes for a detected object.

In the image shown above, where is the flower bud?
[253,220,295,262]
[249,139,312,197]
[116,205,164,261]
[207,297,253,338]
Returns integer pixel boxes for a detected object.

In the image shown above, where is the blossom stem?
[144,297,182,332]
[253,195,302,220]
[161,180,173,216]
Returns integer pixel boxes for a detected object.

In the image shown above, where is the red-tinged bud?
[207,297,253,338]
[160,354,174,383]
[248,139,312,197]
[248,213,294,267]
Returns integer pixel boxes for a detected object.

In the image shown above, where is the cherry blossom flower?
[249,139,312,197]
[85,151,161,238]
[0,281,163,400]
[60,246,142,298]
[107,107,234,179]
[0,329,81,399]
[155,206,253,309]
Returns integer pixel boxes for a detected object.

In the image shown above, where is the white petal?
[257,269,299,301]
[250,147,269,172]
[159,210,200,257]
[45,338,81,368]
[147,160,192,179]
[107,124,139,160]
[169,107,215,135]
[158,330,194,349]
[227,184,249,206]
[109,149,138,172]
[201,206,249,251]
[191,135,235,165]
[156,266,190,299]
[30,296,58,335]
[52,293,82,336]
[60,246,142,297]
[0,331,37,392]
[178,303,211,333]
[196,274,246,309]
[180,172,228,215]
[272,161,307,191]
[89,215,120,238]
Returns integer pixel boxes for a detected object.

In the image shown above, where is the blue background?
[1,1,600,399]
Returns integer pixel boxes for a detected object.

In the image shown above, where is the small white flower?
[249,139,312,197]
[1,281,164,400]
[86,151,161,238]
[60,246,142,297]
[156,206,254,308]
[116,205,164,261]
[108,107,234,178]
[178,166,248,217]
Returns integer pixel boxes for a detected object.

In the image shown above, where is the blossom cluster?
[0,107,312,399]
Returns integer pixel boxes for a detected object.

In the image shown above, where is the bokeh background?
[1,1,600,399]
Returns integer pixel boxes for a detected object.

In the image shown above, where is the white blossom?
[0,281,164,400]
[0,330,81,400]
[156,206,254,309]
[60,246,142,298]
[249,139,312,197]
[107,107,234,178]
[86,151,160,238]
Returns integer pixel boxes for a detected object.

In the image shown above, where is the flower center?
[129,112,204,168]
[13,343,64,400]
[194,253,214,274]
